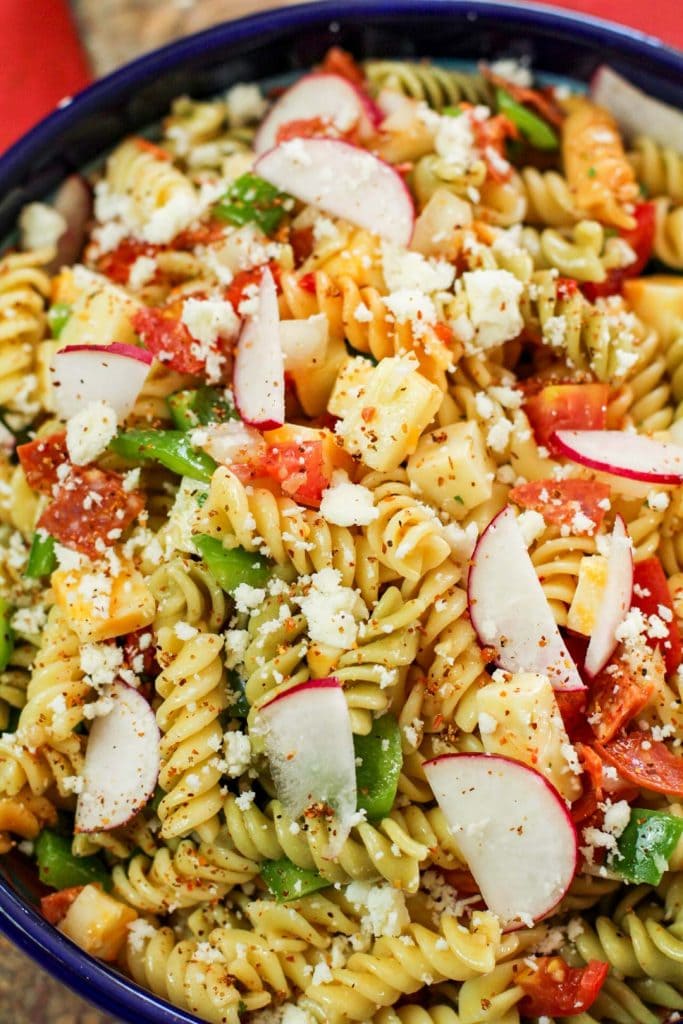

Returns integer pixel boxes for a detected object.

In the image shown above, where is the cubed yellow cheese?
[477,671,582,801]
[623,275,683,345]
[59,885,136,961]
[567,554,608,636]
[328,355,442,472]
[52,563,155,642]
[59,284,140,350]
[407,422,495,520]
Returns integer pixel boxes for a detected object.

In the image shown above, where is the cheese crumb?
[66,400,118,465]
[319,471,378,527]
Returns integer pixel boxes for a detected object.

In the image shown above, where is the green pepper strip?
[609,807,683,885]
[35,830,112,891]
[26,532,57,579]
[354,714,403,820]
[496,88,559,150]
[213,173,291,236]
[109,429,217,483]
[261,857,330,902]
[167,386,237,431]
[47,303,72,339]
[0,598,13,673]
[226,669,249,718]
[194,534,272,594]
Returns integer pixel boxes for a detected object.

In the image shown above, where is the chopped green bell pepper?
[213,173,292,236]
[354,714,402,820]
[167,386,237,431]
[194,534,272,594]
[226,668,249,717]
[47,303,72,339]
[35,830,111,891]
[609,807,683,885]
[496,88,559,150]
[0,599,13,672]
[261,857,330,902]
[109,429,217,483]
[442,105,464,118]
[25,531,57,579]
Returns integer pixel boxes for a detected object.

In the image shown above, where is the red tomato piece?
[319,47,366,87]
[595,732,683,797]
[582,203,656,301]
[122,628,158,679]
[17,433,69,494]
[509,479,610,534]
[172,220,227,250]
[224,264,281,313]
[557,277,579,300]
[298,273,317,295]
[587,657,655,743]
[133,306,204,376]
[523,383,609,450]
[40,886,85,926]
[631,556,682,674]
[38,468,144,559]
[514,958,609,1017]
[229,440,330,509]
[98,239,163,285]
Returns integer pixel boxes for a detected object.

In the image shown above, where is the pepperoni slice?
[133,305,204,376]
[587,657,656,743]
[594,732,683,797]
[17,433,69,494]
[631,556,682,674]
[509,478,611,534]
[38,467,144,558]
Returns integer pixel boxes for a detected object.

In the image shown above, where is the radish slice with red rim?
[424,753,578,928]
[254,73,380,154]
[50,342,153,421]
[255,138,415,246]
[75,682,160,833]
[590,66,683,152]
[468,507,584,691]
[584,515,633,678]
[257,678,357,859]
[552,430,683,485]
[233,266,285,429]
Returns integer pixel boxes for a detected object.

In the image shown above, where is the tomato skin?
[41,886,85,926]
[98,239,162,285]
[38,468,144,559]
[557,276,579,300]
[17,433,69,494]
[632,556,682,674]
[298,273,317,295]
[133,306,205,376]
[224,264,281,313]
[233,440,330,509]
[582,202,656,301]
[595,732,683,797]
[514,957,609,1017]
[509,479,610,534]
[523,383,609,449]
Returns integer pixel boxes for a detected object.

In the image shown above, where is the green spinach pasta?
[0,49,682,1024]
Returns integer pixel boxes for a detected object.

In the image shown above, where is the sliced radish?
[75,683,160,833]
[552,430,683,485]
[254,73,380,154]
[280,314,329,371]
[468,507,584,691]
[423,753,577,927]
[50,342,153,422]
[192,419,266,466]
[590,66,683,154]
[255,138,414,246]
[233,267,284,429]
[584,515,633,677]
[257,678,357,859]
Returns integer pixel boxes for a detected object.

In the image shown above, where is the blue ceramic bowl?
[0,2,681,1021]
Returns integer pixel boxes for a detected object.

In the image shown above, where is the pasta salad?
[0,47,682,1024]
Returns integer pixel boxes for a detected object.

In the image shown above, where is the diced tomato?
[133,305,204,376]
[17,433,69,494]
[555,686,589,742]
[631,556,682,674]
[224,264,282,313]
[238,440,330,509]
[319,46,366,87]
[276,116,353,144]
[298,273,318,295]
[172,220,227,250]
[582,203,656,301]
[97,238,163,285]
[557,277,579,300]
[38,467,144,559]
[523,383,609,450]
[594,732,683,797]
[587,656,655,744]
[514,958,609,1017]
[509,479,610,534]
[440,868,480,895]
[41,886,85,926]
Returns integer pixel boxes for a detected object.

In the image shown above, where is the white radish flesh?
[255,73,379,154]
[552,430,683,485]
[193,420,266,467]
[255,138,415,246]
[424,752,578,927]
[280,314,329,371]
[591,66,683,156]
[468,507,584,691]
[75,683,160,833]
[585,515,633,677]
[257,678,357,859]
[50,343,153,422]
[233,267,285,429]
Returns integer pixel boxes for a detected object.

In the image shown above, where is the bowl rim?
[0,1,682,1021]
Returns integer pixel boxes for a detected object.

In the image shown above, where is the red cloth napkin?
[0,0,680,154]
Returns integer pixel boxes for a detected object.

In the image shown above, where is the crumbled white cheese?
[381,242,455,294]
[319,470,378,527]
[311,961,333,986]
[11,605,47,636]
[463,269,524,349]
[226,83,268,127]
[647,490,670,511]
[128,255,157,290]
[489,58,533,87]
[224,628,249,669]
[174,620,198,640]
[19,202,66,251]
[223,730,251,777]
[80,642,124,690]
[181,297,240,382]
[127,918,158,953]
[433,111,476,173]
[295,568,367,649]
[346,881,410,937]
[66,400,118,465]
[517,509,546,547]
[233,583,266,615]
